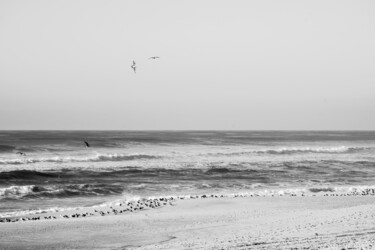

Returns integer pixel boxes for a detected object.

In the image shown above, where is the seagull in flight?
[16,151,26,156]
[131,60,136,73]
[149,56,160,60]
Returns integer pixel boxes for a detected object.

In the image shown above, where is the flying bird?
[131,60,136,73]
[16,152,26,156]
[84,141,90,147]
[149,56,160,60]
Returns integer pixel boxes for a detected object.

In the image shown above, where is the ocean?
[1,131,375,218]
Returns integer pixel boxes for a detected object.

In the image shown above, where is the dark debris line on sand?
[0,197,173,223]
[1,187,375,224]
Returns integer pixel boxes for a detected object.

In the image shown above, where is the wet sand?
[1,195,375,249]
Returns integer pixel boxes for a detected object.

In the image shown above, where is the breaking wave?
[2,185,375,218]
[0,153,161,165]
[0,184,124,200]
[211,146,374,156]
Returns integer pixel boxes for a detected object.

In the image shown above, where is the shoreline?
[2,186,375,221]
[1,195,375,249]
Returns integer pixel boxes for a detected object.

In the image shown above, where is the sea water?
[1,131,375,217]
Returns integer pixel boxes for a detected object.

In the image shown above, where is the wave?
[0,184,124,200]
[0,170,58,179]
[0,206,82,219]
[0,185,35,198]
[206,167,231,173]
[211,146,374,156]
[308,187,336,193]
[163,185,375,198]
[0,167,265,182]
[0,153,161,165]
[0,144,16,152]
[1,158,374,181]
[2,185,375,218]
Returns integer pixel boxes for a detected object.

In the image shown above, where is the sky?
[0,0,374,130]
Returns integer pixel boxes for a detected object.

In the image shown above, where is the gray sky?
[0,0,374,130]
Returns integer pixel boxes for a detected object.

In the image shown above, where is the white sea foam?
[0,185,35,198]
[210,146,374,156]
[2,185,375,218]
[0,183,121,200]
[0,153,161,165]
[0,206,84,218]
[0,185,66,199]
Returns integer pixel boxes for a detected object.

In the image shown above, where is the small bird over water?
[16,152,26,156]
[84,141,90,147]
[149,56,160,60]
[131,60,136,73]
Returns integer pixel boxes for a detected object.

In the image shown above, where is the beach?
[1,194,375,249]
[1,131,375,249]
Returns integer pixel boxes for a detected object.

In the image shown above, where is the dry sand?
[1,195,375,249]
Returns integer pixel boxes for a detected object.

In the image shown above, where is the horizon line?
[0,129,374,132]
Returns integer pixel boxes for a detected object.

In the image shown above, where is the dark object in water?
[84,141,90,147]
[131,60,136,73]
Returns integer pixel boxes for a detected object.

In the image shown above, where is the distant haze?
[0,0,374,130]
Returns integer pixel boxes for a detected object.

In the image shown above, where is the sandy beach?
[1,194,375,249]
